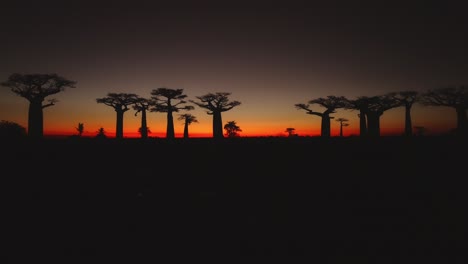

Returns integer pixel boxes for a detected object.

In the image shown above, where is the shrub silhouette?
[0,120,27,138]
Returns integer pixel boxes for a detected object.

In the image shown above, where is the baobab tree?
[150,88,193,139]
[133,97,153,139]
[420,86,468,136]
[190,92,241,139]
[224,121,242,138]
[96,93,139,139]
[391,91,419,137]
[364,94,401,137]
[295,96,347,137]
[178,113,198,139]
[344,96,370,138]
[1,73,76,138]
[345,94,400,137]
[335,118,349,137]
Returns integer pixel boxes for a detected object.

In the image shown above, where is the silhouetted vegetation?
[0,120,27,138]
[420,86,468,137]
[190,92,241,139]
[96,93,139,139]
[95,127,107,139]
[335,118,349,137]
[133,97,153,139]
[150,88,193,139]
[295,96,348,137]
[285,127,296,137]
[391,91,419,137]
[224,120,242,137]
[1,73,76,139]
[76,122,84,137]
[178,113,198,139]
[344,94,400,137]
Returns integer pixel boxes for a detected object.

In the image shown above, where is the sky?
[1,1,467,138]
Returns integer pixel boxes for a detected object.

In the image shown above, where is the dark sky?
[1,1,467,136]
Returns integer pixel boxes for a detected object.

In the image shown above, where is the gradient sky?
[1,1,467,137]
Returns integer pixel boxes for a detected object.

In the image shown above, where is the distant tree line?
[296,89,467,138]
[1,73,467,139]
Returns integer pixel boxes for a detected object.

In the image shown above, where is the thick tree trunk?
[167,111,175,139]
[213,111,223,138]
[140,109,148,139]
[321,115,331,137]
[359,111,367,137]
[340,123,343,137]
[455,107,468,136]
[183,122,189,139]
[28,99,44,139]
[116,110,124,139]
[404,105,412,137]
[367,112,381,137]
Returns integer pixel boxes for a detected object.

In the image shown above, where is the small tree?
[95,127,107,139]
[133,97,153,139]
[224,121,242,138]
[178,113,198,139]
[285,128,296,137]
[76,123,84,137]
[335,118,349,137]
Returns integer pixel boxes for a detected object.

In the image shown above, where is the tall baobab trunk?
[166,111,175,139]
[367,112,381,137]
[28,99,44,139]
[183,122,189,139]
[358,111,367,137]
[140,109,148,139]
[404,104,413,137]
[321,115,331,137]
[116,110,125,139]
[213,111,223,138]
[455,106,468,136]
[339,123,343,137]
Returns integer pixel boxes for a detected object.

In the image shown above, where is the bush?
[0,120,27,138]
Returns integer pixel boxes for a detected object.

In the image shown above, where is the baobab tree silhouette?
[421,86,468,137]
[365,94,402,137]
[345,94,400,138]
[1,73,76,139]
[390,91,419,137]
[96,93,139,139]
[190,92,241,139]
[150,88,193,139]
[344,97,370,138]
[295,96,347,137]
[133,96,153,139]
[335,118,349,137]
[178,113,198,139]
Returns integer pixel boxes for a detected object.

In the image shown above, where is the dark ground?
[1,136,467,262]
